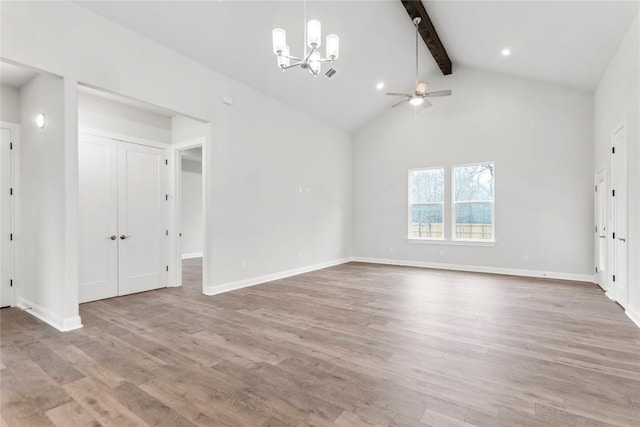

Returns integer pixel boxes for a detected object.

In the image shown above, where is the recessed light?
[501,48,511,56]
[376,82,385,90]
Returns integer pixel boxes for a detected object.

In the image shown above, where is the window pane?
[410,204,443,239]
[410,169,444,203]
[454,164,494,201]
[455,202,493,240]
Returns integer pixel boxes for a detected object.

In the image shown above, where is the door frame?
[594,167,607,291]
[0,122,20,308]
[169,138,206,290]
[609,118,628,306]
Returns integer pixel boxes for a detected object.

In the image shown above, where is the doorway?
[594,168,607,289]
[172,139,205,291]
[611,120,628,307]
[78,134,169,302]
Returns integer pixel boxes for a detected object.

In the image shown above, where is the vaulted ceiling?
[76,1,638,133]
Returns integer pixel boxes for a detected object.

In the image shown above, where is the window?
[453,163,495,241]
[409,168,444,239]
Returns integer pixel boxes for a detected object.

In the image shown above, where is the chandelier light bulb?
[307,19,321,48]
[326,34,339,60]
[409,97,424,106]
[272,28,286,54]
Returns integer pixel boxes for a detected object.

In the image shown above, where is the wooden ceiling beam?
[400,0,452,75]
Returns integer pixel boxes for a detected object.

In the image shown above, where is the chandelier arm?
[281,62,302,70]
[303,45,317,63]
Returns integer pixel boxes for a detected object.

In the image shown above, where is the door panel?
[78,135,119,303]
[118,141,167,296]
[612,124,627,307]
[0,128,12,307]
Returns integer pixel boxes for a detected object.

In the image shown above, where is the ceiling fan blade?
[423,99,433,109]
[425,90,452,97]
[416,82,428,94]
[386,92,411,97]
[391,99,409,108]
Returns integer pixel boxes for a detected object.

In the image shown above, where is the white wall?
[181,157,202,257]
[1,0,351,326]
[352,66,594,280]
[78,91,172,144]
[1,84,21,123]
[19,73,81,330]
[594,12,640,325]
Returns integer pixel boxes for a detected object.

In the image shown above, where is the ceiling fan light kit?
[271,1,339,77]
[385,17,452,111]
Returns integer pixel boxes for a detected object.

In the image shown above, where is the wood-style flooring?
[2,260,639,426]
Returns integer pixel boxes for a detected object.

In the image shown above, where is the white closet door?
[0,128,12,307]
[78,135,118,303]
[117,141,167,296]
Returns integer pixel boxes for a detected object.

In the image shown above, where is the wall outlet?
[523,254,529,261]
[439,250,445,257]
[241,261,246,269]
[388,247,394,253]
[298,186,303,193]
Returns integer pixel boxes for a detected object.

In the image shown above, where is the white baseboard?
[181,252,203,260]
[204,257,351,296]
[17,297,83,332]
[626,305,640,328]
[351,257,595,283]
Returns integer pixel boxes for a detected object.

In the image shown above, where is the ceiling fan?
[386,17,452,109]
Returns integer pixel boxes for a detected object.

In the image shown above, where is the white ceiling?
[1,61,38,88]
[76,1,638,133]
[424,0,638,90]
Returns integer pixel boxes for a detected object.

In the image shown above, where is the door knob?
[120,235,131,240]
[618,237,626,242]
[109,235,117,240]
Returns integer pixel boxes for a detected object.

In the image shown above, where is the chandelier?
[271,2,339,76]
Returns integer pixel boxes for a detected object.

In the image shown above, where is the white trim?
[1,122,20,308]
[351,257,595,283]
[408,238,495,247]
[181,252,203,260]
[17,297,83,332]
[204,258,351,296]
[625,305,640,329]
[79,126,169,149]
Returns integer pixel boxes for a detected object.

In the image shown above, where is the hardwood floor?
[2,261,639,426]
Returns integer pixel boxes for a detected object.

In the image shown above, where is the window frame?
[407,167,445,241]
[451,162,495,243]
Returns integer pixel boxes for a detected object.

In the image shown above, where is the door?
[0,128,12,307]
[611,122,628,307]
[594,169,607,289]
[78,135,118,303]
[117,141,168,296]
